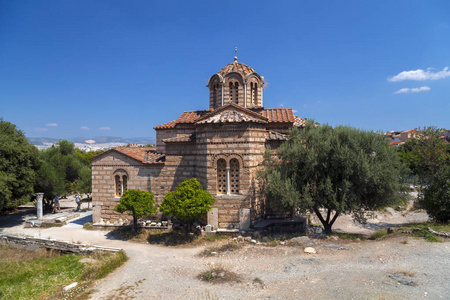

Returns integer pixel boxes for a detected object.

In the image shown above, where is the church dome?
[218,61,257,78]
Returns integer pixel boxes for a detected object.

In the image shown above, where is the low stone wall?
[0,233,122,254]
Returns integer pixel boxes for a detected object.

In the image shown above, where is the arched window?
[215,84,220,108]
[251,82,258,105]
[229,81,239,103]
[114,170,128,197]
[115,175,121,197]
[230,159,240,194]
[217,159,227,194]
[233,82,239,104]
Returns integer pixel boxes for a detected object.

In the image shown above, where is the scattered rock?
[389,273,418,286]
[63,282,78,291]
[304,247,317,254]
[320,244,352,250]
[250,239,257,244]
[302,258,320,265]
[290,236,310,244]
[284,264,296,272]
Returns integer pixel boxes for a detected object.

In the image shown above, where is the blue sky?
[1,1,449,140]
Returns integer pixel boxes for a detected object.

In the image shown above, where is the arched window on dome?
[215,83,221,108]
[251,82,258,106]
[229,81,239,104]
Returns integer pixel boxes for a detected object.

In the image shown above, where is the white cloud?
[292,109,298,113]
[100,126,111,130]
[46,123,58,127]
[80,126,90,130]
[35,127,48,132]
[394,86,431,94]
[388,67,450,82]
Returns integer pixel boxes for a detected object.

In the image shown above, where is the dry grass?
[197,264,241,284]
[201,240,243,256]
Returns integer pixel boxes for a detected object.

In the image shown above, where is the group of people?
[52,194,83,213]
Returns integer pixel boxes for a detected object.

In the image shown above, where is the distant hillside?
[28,136,156,146]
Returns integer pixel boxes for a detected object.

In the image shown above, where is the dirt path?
[1,207,448,299]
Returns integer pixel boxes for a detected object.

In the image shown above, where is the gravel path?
[1,205,449,300]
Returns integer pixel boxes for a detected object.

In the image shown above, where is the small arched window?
[215,84,220,108]
[230,159,240,194]
[114,171,128,197]
[229,81,239,103]
[217,159,227,194]
[251,82,258,105]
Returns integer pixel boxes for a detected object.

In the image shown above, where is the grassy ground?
[0,244,127,300]
[370,222,450,242]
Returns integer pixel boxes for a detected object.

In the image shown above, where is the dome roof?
[217,61,256,77]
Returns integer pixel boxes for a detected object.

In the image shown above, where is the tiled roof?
[218,62,256,77]
[261,108,295,123]
[163,133,196,143]
[154,111,207,129]
[388,141,403,146]
[196,103,268,124]
[265,131,288,140]
[293,115,306,127]
[155,106,297,129]
[113,147,165,164]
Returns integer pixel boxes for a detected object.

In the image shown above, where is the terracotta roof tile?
[113,147,165,164]
[261,108,295,123]
[218,62,256,77]
[265,130,288,140]
[154,111,207,129]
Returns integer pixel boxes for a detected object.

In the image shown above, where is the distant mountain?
[28,136,156,146]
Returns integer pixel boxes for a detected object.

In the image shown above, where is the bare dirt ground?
[1,203,449,300]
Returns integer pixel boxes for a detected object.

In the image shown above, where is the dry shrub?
[198,264,241,284]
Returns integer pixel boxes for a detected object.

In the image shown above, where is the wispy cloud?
[394,86,431,94]
[46,123,58,127]
[99,126,111,130]
[292,109,298,113]
[81,126,90,130]
[35,127,48,132]
[388,67,450,82]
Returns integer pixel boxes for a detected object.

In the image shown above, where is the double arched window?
[250,82,258,105]
[114,170,128,197]
[216,158,240,195]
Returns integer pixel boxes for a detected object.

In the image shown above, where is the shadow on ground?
[105,227,198,246]
[0,207,35,229]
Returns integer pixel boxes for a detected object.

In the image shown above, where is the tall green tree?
[160,178,215,233]
[0,118,41,211]
[261,123,407,234]
[114,189,158,231]
[34,140,90,208]
[399,127,450,222]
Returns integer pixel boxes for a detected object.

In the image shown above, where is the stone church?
[91,55,305,229]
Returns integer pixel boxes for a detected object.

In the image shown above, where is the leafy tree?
[0,118,41,211]
[34,140,90,208]
[399,127,450,222]
[160,178,215,233]
[261,123,407,234]
[114,189,158,231]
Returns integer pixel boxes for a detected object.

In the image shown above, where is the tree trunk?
[312,207,339,235]
[133,214,138,232]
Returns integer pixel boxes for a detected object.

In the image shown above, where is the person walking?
[75,194,82,211]
[53,195,61,213]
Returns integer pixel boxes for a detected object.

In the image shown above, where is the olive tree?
[261,123,407,234]
[114,189,158,231]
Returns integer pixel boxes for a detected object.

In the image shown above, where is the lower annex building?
[91,56,306,229]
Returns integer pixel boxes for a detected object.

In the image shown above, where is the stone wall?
[91,151,163,223]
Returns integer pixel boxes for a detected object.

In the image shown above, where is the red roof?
[112,147,165,164]
[218,62,256,77]
[154,106,296,129]
[388,141,402,146]
[154,111,207,129]
[261,108,295,123]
